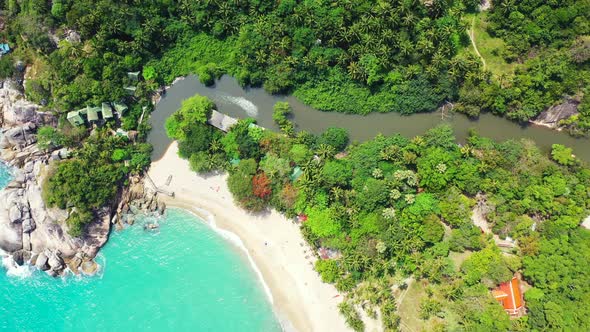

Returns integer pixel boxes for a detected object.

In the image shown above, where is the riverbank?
[148,142,353,332]
[149,75,590,163]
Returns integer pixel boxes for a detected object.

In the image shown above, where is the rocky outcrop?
[0,157,110,276]
[0,80,106,276]
[112,177,166,230]
[0,80,55,128]
[531,98,580,129]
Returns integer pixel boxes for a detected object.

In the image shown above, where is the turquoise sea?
[0,163,281,331]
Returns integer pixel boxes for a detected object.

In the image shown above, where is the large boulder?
[80,259,99,275]
[0,80,54,128]
[532,98,580,129]
[8,204,22,223]
[66,254,83,274]
[22,217,36,233]
[3,99,41,126]
[0,123,37,149]
[47,250,65,272]
[35,252,49,271]
[12,250,24,266]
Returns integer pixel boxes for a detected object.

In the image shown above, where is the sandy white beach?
[148,142,352,332]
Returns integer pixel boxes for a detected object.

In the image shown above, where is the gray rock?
[149,199,157,211]
[8,204,22,223]
[157,201,166,215]
[22,250,31,263]
[12,250,24,265]
[50,150,61,161]
[58,148,69,159]
[35,252,49,270]
[533,98,580,128]
[48,251,64,271]
[65,30,81,44]
[14,173,26,184]
[23,161,34,174]
[30,253,38,266]
[22,218,36,233]
[0,124,36,148]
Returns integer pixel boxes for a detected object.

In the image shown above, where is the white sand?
[148,142,351,332]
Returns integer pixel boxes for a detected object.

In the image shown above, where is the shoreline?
[148,142,352,332]
[167,205,275,304]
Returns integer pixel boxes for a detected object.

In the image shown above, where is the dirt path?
[469,16,486,70]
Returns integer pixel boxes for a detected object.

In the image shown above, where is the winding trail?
[469,16,487,70]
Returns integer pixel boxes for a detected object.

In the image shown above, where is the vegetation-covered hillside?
[2,1,590,329]
[2,0,589,135]
[168,95,590,331]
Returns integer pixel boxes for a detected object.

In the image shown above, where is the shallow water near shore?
[149,75,590,162]
[0,205,281,331]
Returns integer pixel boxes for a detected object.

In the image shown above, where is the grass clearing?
[398,280,427,332]
[397,280,446,332]
[464,12,517,78]
[449,250,473,271]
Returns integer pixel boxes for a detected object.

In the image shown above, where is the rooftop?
[208,110,238,132]
[102,102,113,119]
[113,102,128,115]
[493,277,525,317]
[127,71,141,81]
[0,43,9,55]
[67,111,84,126]
[87,106,100,121]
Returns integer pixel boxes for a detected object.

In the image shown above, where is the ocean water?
[0,162,12,188]
[0,170,281,332]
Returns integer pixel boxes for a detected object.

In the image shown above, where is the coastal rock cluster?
[114,178,166,230]
[0,81,106,276]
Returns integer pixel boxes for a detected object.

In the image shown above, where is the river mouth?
[148,75,590,163]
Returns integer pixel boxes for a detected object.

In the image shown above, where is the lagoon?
[149,75,590,162]
[0,189,281,332]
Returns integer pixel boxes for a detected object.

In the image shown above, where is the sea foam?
[219,94,259,117]
[0,249,34,278]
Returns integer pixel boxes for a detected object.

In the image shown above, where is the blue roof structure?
[0,44,10,55]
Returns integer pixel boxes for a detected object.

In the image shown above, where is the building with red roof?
[492,276,526,317]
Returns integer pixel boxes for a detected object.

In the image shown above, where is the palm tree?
[316,144,336,160]
[330,187,345,203]
[210,139,223,153]
[402,13,416,27]
[398,40,413,58]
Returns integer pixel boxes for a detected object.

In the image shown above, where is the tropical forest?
[0,0,589,331]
